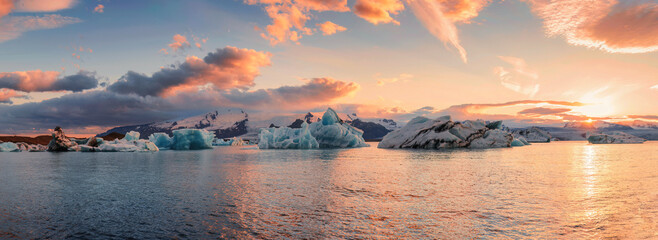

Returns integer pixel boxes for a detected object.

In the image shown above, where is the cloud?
[353,0,405,25]
[518,107,572,115]
[108,46,272,97]
[247,0,349,45]
[0,0,13,19]
[651,84,658,90]
[494,56,540,97]
[0,14,81,42]
[627,115,658,120]
[0,89,25,104]
[0,70,98,92]
[0,77,360,131]
[524,0,658,53]
[376,73,413,86]
[218,77,359,109]
[94,4,104,13]
[316,21,346,35]
[168,34,190,52]
[407,0,474,63]
[0,91,176,131]
[437,0,491,23]
[12,0,77,12]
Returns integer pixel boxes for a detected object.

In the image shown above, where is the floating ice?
[258,122,319,149]
[212,138,233,146]
[148,133,173,149]
[170,129,215,150]
[123,131,141,141]
[378,116,516,149]
[96,139,159,152]
[512,127,551,143]
[587,131,646,144]
[0,142,19,152]
[257,108,368,149]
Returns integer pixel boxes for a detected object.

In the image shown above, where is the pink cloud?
[0,89,25,104]
[168,34,190,52]
[316,21,346,35]
[524,0,658,53]
[353,0,404,25]
[94,4,104,13]
[13,0,77,12]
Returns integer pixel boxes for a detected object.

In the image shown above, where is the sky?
[0,0,657,135]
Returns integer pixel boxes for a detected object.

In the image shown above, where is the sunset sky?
[0,0,657,134]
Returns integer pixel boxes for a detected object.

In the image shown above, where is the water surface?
[0,142,657,239]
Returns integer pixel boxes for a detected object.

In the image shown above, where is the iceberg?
[587,131,646,144]
[47,126,77,152]
[0,142,19,152]
[212,138,233,146]
[123,131,141,141]
[96,139,159,152]
[257,108,369,149]
[148,133,173,149]
[308,108,369,148]
[378,116,516,149]
[511,127,551,143]
[258,122,319,149]
[170,129,214,150]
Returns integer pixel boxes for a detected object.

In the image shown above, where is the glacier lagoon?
[0,142,657,239]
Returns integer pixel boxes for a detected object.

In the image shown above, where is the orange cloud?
[247,0,349,45]
[438,0,490,23]
[0,0,13,20]
[524,0,658,53]
[108,46,272,97]
[168,34,190,52]
[170,77,361,110]
[0,89,25,103]
[353,0,404,25]
[13,0,77,12]
[316,21,346,35]
[94,4,104,13]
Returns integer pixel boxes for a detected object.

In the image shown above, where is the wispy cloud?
[494,56,540,97]
[0,14,81,43]
[524,0,658,53]
[376,73,413,86]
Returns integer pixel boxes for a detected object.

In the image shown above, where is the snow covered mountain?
[98,109,400,141]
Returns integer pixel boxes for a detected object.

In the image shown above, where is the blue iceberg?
[170,129,214,150]
[258,108,368,149]
[148,133,174,149]
[258,122,319,149]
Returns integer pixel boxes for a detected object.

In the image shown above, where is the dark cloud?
[0,91,175,131]
[108,46,271,97]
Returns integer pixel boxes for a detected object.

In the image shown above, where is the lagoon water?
[0,142,657,239]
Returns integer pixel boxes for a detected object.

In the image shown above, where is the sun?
[586,119,593,123]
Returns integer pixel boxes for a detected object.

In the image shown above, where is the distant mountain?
[563,121,633,130]
[98,108,249,139]
[626,120,658,129]
[98,109,400,141]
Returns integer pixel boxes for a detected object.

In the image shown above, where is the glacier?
[378,116,518,149]
[258,108,369,149]
[587,131,646,144]
[170,129,215,150]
